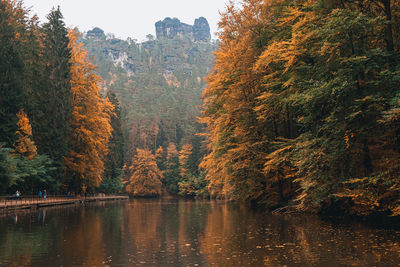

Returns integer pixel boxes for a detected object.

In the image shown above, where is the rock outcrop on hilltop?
[86,27,105,39]
[193,17,211,42]
[155,17,211,42]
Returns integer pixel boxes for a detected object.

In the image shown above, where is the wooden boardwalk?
[0,195,129,212]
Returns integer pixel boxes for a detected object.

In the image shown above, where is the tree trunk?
[382,0,394,53]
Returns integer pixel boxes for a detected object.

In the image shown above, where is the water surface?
[0,199,399,266]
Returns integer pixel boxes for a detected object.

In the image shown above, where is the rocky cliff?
[155,17,211,42]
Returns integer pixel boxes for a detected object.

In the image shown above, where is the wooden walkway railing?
[0,195,129,211]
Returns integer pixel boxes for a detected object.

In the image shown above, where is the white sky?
[22,0,232,41]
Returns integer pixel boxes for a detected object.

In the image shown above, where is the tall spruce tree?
[0,1,28,147]
[34,7,72,186]
[100,90,125,193]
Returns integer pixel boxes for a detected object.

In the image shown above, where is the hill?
[80,18,217,195]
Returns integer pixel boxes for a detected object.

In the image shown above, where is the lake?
[0,199,399,266]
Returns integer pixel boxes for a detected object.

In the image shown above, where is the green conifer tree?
[101,90,125,193]
[34,7,72,186]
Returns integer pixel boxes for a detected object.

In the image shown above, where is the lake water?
[0,199,400,266]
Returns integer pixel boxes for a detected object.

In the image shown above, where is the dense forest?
[0,1,122,195]
[201,0,400,216]
[1,0,400,218]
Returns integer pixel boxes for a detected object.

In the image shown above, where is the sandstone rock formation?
[155,17,211,42]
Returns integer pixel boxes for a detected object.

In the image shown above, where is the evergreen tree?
[0,145,18,194]
[34,7,72,185]
[0,1,30,147]
[165,142,180,193]
[100,89,125,193]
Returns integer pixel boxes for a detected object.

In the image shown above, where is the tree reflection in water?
[0,200,400,266]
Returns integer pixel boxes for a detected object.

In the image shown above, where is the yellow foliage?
[14,109,37,159]
[64,30,113,187]
[155,146,164,159]
[179,143,192,177]
[167,142,178,160]
[126,149,163,196]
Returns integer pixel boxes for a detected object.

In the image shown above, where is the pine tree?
[34,7,72,185]
[101,89,124,193]
[0,1,32,147]
[165,142,180,193]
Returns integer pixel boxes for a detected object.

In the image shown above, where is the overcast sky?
[22,0,232,41]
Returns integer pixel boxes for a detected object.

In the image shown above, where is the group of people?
[11,190,76,200]
[13,190,47,199]
[38,190,47,199]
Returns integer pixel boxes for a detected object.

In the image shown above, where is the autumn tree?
[64,30,113,191]
[253,0,400,213]
[126,149,163,196]
[200,0,274,201]
[12,109,54,194]
[13,109,37,159]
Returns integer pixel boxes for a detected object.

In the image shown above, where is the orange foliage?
[200,0,271,200]
[155,146,164,160]
[167,142,178,161]
[179,143,192,177]
[65,30,113,187]
[126,149,163,196]
[14,109,37,159]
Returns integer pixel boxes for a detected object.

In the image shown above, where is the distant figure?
[39,190,42,198]
[15,190,20,197]
[43,190,47,200]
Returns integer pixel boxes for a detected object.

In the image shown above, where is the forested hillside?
[201,0,400,217]
[80,18,217,195]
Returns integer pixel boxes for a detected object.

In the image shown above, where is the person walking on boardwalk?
[43,190,47,200]
[39,190,42,198]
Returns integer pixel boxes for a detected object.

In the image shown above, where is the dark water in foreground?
[0,199,400,266]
